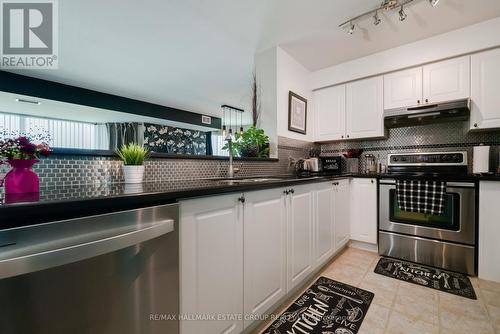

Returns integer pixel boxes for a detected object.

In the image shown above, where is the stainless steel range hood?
[384,99,470,128]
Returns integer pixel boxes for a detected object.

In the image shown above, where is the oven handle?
[379,179,475,188]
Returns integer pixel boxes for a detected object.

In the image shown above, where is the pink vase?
[4,159,40,194]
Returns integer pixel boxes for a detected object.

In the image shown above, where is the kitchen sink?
[212,177,285,184]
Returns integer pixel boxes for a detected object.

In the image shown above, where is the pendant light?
[222,106,227,139]
[398,5,407,21]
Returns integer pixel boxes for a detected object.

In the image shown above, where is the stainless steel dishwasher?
[0,203,179,334]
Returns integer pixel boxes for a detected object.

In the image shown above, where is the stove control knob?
[392,157,399,162]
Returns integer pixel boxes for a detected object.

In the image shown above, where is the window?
[0,112,108,150]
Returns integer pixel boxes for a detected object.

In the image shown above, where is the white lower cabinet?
[287,184,314,291]
[179,179,368,334]
[312,182,335,270]
[180,194,244,334]
[243,189,287,329]
[350,178,378,244]
[479,181,500,283]
[334,179,351,250]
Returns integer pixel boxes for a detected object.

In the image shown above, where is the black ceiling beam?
[0,70,222,130]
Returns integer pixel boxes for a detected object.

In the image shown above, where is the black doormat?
[261,277,374,334]
[374,257,476,299]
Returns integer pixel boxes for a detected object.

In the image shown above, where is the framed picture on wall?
[288,91,307,134]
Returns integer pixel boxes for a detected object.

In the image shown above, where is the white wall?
[256,46,314,148]
[255,47,279,157]
[311,16,500,90]
[277,47,314,142]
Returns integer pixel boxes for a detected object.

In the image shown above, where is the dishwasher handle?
[0,210,176,280]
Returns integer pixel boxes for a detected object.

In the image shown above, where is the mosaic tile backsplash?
[0,137,313,189]
[321,121,500,173]
[2,121,498,190]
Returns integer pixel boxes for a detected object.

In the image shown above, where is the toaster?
[320,156,342,175]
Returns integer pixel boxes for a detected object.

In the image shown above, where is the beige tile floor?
[258,247,500,334]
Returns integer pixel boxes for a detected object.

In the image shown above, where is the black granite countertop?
[0,174,352,229]
[1,172,499,229]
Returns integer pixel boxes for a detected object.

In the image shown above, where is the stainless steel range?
[378,151,477,275]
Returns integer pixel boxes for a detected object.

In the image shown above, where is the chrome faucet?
[225,136,241,178]
[227,137,235,178]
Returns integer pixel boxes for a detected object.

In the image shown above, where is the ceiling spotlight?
[381,0,398,10]
[373,11,381,25]
[398,5,407,21]
[16,98,40,105]
[429,0,440,6]
[348,21,355,34]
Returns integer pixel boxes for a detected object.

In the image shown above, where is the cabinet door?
[470,49,500,130]
[350,178,377,244]
[384,67,423,109]
[180,194,243,334]
[334,179,351,251]
[287,184,313,291]
[313,182,335,269]
[243,189,287,329]
[314,85,346,141]
[479,181,500,283]
[423,56,470,104]
[346,76,385,140]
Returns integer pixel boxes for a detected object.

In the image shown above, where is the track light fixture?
[373,11,381,25]
[398,5,407,21]
[340,0,439,35]
[348,21,355,34]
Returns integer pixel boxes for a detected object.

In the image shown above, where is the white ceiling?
[280,0,500,71]
[8,0,500,122]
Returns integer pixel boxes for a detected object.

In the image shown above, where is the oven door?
[379,179,476,245]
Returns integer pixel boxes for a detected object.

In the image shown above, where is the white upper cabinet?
[314,85,346,141]
[384,67,423,110]
[243,189,287,329]
[423,56,470,104]
[350,178,377,244]
[470,48,500,130]
[383,56,470,110]
[346,76,385,140]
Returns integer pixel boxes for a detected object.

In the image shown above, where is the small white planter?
[122,165,145,184]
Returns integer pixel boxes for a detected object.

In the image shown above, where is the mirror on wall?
[0,90,219,156]
[0,71,271,159]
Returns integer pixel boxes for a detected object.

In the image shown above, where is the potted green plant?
[116,144,150,183]
[223,126,270,158]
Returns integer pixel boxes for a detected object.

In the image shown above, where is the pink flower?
[17,136,30,146]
